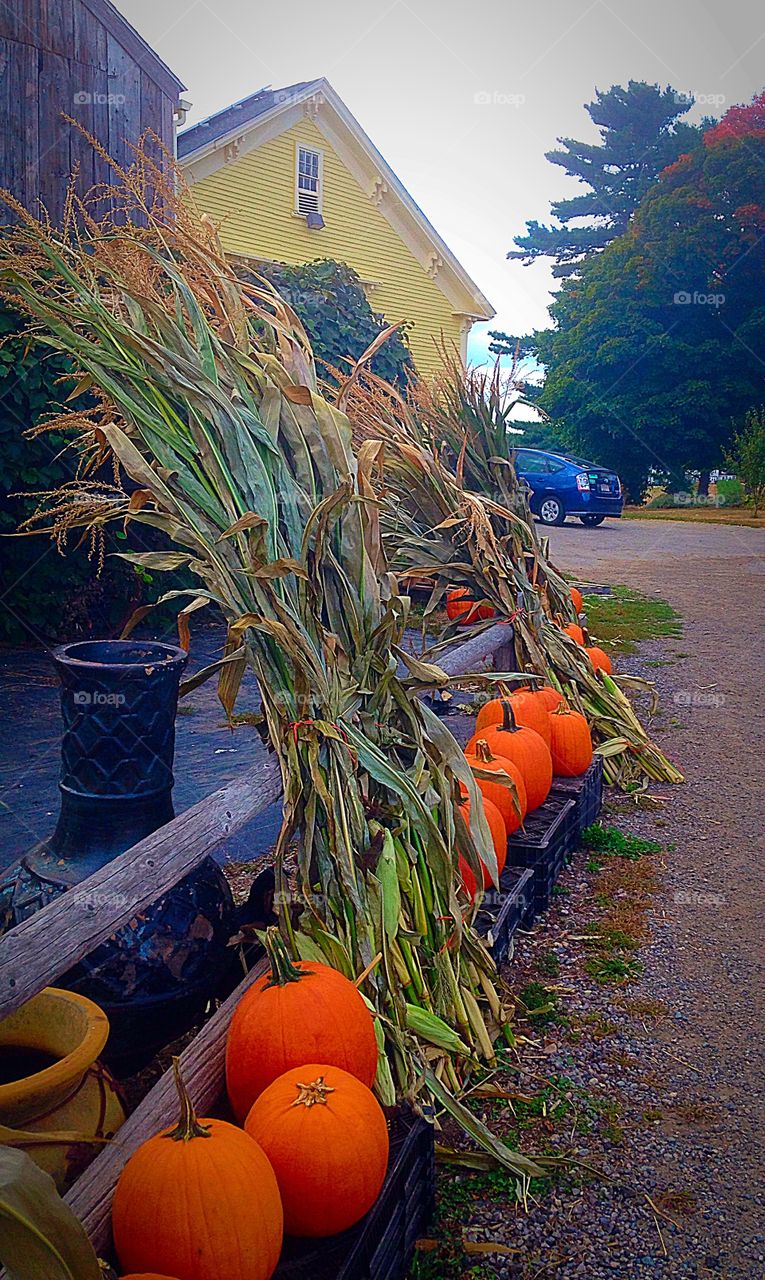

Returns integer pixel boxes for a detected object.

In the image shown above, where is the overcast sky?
[117,0,762,363]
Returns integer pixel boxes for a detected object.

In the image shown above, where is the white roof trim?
[180,78,494,321]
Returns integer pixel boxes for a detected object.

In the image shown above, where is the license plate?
[599,483,610,493]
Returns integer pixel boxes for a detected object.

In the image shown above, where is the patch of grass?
[624,505,765,528]
[539,950,561,978]
[583,922,639,952]
[581,823,667,862]
[581,1012,619,1040]
[515,981,560,1025]
[410,1160,535,1278]
[586,954,643,984]
[582,584,682,654]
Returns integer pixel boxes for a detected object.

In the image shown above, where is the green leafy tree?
[727,406,765,515]
[251,259,414,384]
[530,102,765,499]
[510,82,701,277]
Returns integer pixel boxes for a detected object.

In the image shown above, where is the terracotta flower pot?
[0,986,126,1190]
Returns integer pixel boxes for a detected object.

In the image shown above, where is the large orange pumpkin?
[113,1061,283,1280]
[549,704,593,777]
[463,738,527,835]
[508,689,552,747]
[536,686,565,713]
[459,793,507,886]
[245,1065,389,1238]
[467,705,552,812]
[564,623,585,645]
[475,696,505,735]
[446,587,495,624]
[226,929,378,1123]
[570,586,584,614]
[586,645,613,675]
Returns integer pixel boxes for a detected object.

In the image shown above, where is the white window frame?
[295,144,324,217]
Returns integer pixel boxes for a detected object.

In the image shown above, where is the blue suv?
[513,448,623,527]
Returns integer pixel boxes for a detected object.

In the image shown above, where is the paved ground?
[0,627,279,875]
[507,516,765,1278]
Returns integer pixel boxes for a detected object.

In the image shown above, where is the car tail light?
[576,472,590,491]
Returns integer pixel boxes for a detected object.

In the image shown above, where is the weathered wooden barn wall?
[0,0,185,222]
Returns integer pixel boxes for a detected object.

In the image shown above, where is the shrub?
[246,259,414,386]
[725,409,765,515]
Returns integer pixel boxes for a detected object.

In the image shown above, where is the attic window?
[296,146,323,216]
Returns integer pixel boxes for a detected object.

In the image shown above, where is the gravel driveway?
[482,517,765,1278]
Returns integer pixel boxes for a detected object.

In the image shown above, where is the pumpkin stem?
[552,700,572,716]
[500,700,519,733]
[474,738,494,764]
[292,1075,336,1109]
[264,925,305,987]
[165,1057,212,1142]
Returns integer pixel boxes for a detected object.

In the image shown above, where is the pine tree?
[510,82,701,277]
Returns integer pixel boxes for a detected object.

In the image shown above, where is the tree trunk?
[697,469,710,497]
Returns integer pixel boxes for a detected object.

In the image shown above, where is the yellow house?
[178,79,494,377]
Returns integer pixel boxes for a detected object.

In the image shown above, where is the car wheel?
[538,495,566,526]
[579,514,605,527]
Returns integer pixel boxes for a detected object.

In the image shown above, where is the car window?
[515,450,548,473]
[545,458,566,473]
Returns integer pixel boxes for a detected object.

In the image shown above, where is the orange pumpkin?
[463,738,527,835]
[509,689,552,747]
[549,704,593,777]
[475,691,550,746]
[475,696,505,734]
[446,587,495,625]
[459,793,507,887]
[586,645,613,675]
[245,1065,389,1238]
[564,623,585,645]
[570,586,584,614]
[226,929,378,1123]
[536,686,565,713]
[467,705,552,813]
[113,1061,283,1280]
[458,854,478,902]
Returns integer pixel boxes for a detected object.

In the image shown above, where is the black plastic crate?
[475,865,534,964]
[274,1105,435,1280]
[550,756,604,835]
[505,792,577,922]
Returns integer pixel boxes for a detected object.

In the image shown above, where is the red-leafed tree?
[531,99,765,498]
[704,91,765,146]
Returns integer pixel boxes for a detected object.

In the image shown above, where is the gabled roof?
[177,82,316,158]
[178,78,494,321]
[84,0,186,98]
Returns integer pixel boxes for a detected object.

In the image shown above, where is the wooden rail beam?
[0,758,282,1022]
[0,624,514,1023]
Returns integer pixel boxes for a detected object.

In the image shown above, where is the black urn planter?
[0,640,235,1075]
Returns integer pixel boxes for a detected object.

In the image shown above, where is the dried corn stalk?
[0,144,543,1176]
